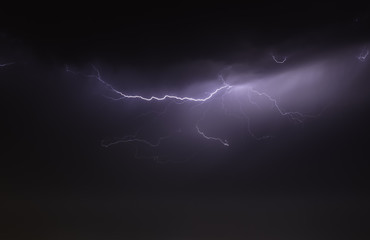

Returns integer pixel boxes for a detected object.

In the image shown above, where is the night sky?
[1,4,370,239]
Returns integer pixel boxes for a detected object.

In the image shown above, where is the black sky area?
[1,4,370,239]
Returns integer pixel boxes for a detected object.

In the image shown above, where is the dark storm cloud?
[1,5,370,239]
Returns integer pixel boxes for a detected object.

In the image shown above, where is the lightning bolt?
[67,64,323,159]
[358,48,369,62]
[67,65,231,102]
[196,124,229,146]
[195,98,230,147]
[272,54,287,64]
[248,88,307,123]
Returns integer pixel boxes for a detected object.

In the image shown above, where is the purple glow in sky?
[67,45,369,159]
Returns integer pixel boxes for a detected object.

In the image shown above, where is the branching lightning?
[248,88,306,123]
[94,67,232,103]
[67,63,325,159]
[195,125,229,146]
[67,65,231,102]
